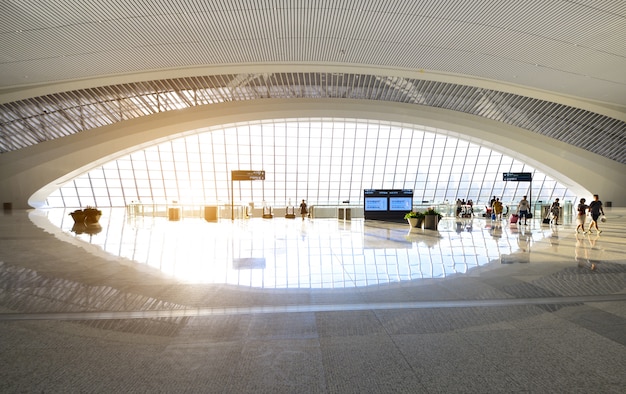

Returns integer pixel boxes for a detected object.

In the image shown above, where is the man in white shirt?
[518,196,530,225]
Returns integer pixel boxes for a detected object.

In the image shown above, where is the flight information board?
[364,189,413,222]
[503,172,532,181]
[232,170,266,181]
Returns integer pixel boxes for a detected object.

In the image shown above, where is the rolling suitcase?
[510,214,519,224]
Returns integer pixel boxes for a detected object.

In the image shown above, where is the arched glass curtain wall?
[46,118,575,209]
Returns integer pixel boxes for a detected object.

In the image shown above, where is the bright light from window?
[46,118,576,208]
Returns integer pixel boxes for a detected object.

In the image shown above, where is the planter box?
[424,214,439,230]
[70,208,102,224]
[407,218,423,228]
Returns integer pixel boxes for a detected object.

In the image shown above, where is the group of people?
[488,195,526,223]
[575,194,605,234]
[455,199,474,217]
[494,194,604,234]
[302,194,606,233]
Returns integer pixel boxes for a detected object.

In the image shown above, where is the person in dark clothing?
[587,194,605,234]
[550,198,561,225]
[299,199,308,220]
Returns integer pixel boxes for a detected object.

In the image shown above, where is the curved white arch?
[2,64,624,120]
[1,98,624,208]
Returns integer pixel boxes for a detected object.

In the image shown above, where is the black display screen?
[364,189,413,222]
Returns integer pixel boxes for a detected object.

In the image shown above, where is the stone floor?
[1,208,625,393]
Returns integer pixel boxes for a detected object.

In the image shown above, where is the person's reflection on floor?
[490,221,502,239]
[585,232,602,270]
[517,227,531,252]
[550,224,559,252]
[456,219,474,234]
[574,233,596,270]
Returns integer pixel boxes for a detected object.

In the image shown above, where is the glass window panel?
[131,179,147,188]
[131,160,148,171]
[486,164,500,173]
[91,187,108,196]
[106,179,122,188]
[116,160,132,169]
[119,169,135,178]
[74,178,91,188]
[108,188,124,197]
[46,196,64,207]
[109,197,126,206]
[61,187,78,197]
[162,171,176,179]
[93,195,109,206]
[161,162,175,171]
[75,186,93,195]
[47,118,576,208]
[62,196,81,207]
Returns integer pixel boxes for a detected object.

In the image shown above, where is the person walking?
[493,198,503,220]
[517,196,531,225]
[587,194,605,234]
[575,198,589,233]
[299,199,308,220]
[550,198,561,225]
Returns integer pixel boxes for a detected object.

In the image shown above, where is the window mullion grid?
[210,132,219,204]
[246,125,253,204]
[156,145,167,203]
[128,153,139,206]
[234,126,241,205]
[193,135,206,205]
[476,145,495,201]
[391,125,402,187]
[315,122,322,205]
[405,126,417,197]
[349,121,358,204]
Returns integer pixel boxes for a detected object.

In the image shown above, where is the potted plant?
[83,206,102,224]
[404,211,425,228]
[69,209,86,224]
[423,207,442,230]
[69,206,102,224]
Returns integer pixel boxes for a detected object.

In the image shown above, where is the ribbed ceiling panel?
[1,1,625,105]
[1,72,624,164]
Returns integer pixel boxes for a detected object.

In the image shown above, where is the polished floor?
[1,208,625,393]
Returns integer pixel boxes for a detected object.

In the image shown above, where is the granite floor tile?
[1,210,625,393]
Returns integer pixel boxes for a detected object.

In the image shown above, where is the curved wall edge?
[0,98,624,208]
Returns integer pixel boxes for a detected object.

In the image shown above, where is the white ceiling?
[0,1,624,162]
[1,0,624,106]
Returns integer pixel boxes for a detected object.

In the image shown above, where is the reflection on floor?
[1,208,625,392]
[34,208,618,288]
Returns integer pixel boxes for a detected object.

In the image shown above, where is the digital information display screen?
[389,197,412,211]
[364,189,413,222]
[364,197,388,211]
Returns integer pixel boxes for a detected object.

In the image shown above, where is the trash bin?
[168,207,181,221]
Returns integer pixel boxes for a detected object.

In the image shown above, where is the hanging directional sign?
[232,170,265,181]
[503,172,532,182]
